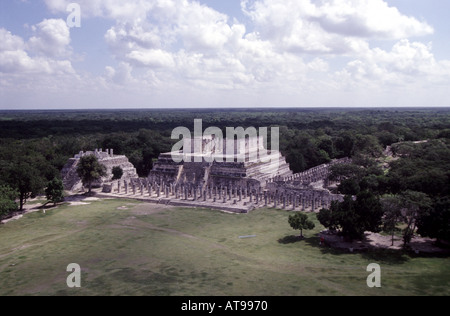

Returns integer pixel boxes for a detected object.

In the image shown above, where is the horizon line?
[1,106,450,112]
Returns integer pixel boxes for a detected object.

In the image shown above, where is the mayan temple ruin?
[61,137,351,213]
[62,137,351,213]
[149,135,293,191]
[61,149,138,192]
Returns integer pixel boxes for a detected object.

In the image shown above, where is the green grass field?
[0,199,449,296]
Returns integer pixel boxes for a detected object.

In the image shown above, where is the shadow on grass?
[37,202,59,210]
[299,235,412,265]
[360,249,410,264]
[278,235,304,244]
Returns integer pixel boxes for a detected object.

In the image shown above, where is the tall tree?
[417,198,450,244]
[76,155,107,194]
[381,196,403,246]
[7,161,47,210]
[398,191,432,247]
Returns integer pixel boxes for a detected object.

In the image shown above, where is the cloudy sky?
[1,0,449,109]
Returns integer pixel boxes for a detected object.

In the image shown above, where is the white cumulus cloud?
[28,19,71,57]
[242,0,434,55]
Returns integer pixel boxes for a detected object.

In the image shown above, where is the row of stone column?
[114,178,260,201]
[265,191,343,211]
[110,178,343,211]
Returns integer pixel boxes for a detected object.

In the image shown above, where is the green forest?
[0,108,449,245]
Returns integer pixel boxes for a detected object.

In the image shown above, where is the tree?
[7,161,47,210]
[76,155,107,194]
[335,132,355,157]
[46,178,65,206]
[355,190,384,236]
[381,196,403,246]
[112,166,124,181]
[417,198,450,244]
[329,163,364,182]
[317,205,339,232]
[354,134,383,158]
[0,185,18,218]
[316,192,383,241]
[398,191,432,247]
[335,195,361,240]
[338,178,360,195]
[288,212,315,238]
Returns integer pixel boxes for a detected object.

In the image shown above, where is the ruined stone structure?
[62,143,352,214]
[102,157,350,213]
[264,158,352,212]
[61,149,138,192]
[149,136,292,192]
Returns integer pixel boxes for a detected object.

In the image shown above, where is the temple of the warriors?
[149,135,293,191]
[61,138,351,213]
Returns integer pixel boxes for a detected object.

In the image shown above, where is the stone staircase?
[61,158,82,191]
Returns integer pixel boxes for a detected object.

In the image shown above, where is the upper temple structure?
[149,136,293,191]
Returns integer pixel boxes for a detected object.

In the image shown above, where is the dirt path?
[0,202,56,225]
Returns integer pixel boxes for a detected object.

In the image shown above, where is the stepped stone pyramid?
[61,149,137,192]
[149,136,292,190]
